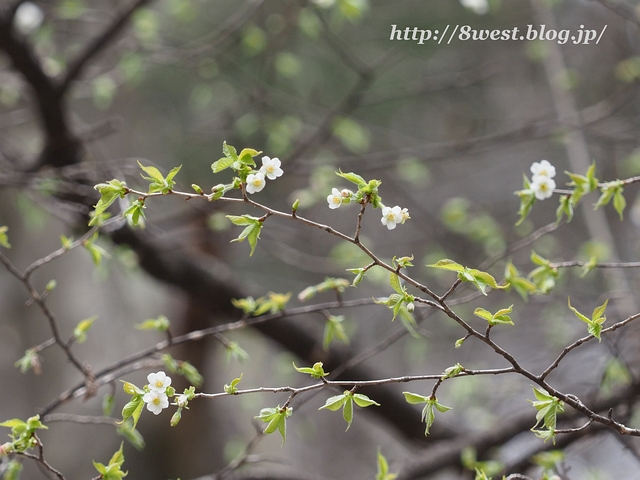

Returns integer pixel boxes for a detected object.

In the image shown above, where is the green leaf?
[389,272,403,295]
[93,443,128,480]
[568,297,605,341]
[352,393,380,408]
[323,315,349,350]
[119,396,144,429]
[337,396,351,427]
[224,374,243,394]
[116,421,145,450]
[212,156,235,173]
[474,306,514,326]
[515,177,536,226]
[401,394,450,436]
[592,298,609,323]
[177,361,203,387]
[336,170,367,187]
[83,232,110,266]
[103,393,115,416]
[319,393,348,411]
[0,226,10,248]
[255,405,292,445]
[293,361,329,379]
[222,141,238,161]
[90,179,127,226]
[225,341,249,364]
[376,447,398,480]
[60,234,73,250]
[122,198,146,227]
[165,165,182,183]
[73,315,97,343]
[556,194,574,223]
[227,215,263,256]
[613,188,626,220]
[504,260,537,300]
[121,380,144,396]
[530,386,564,432]
[473,308,493,322]
[14,348,41,374]
[426,258,465,273]
[402,392,429,405]
[441,363,464,380]
[135,315,170,332]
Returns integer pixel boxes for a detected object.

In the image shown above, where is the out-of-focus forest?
[3,0,640,478]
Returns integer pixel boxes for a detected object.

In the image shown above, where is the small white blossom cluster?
[327,188,410,230]
[380,205,410,230]
[142,371,172,415]
[326,188,353,209]
[529,160,556,200]
[246,156,284,194]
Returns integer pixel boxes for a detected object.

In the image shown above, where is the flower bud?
[406,302,415,313]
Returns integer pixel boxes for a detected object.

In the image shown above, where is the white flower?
[147,371,172,392]
[175,394,189,408]
[460,0,489,15]
[259,156,283,180]
[327,188,343,209]
[530,160,556,179]
[245,172,266,194]
[14,2,44,35]
[143,390,169,415]
[381,205,403,230]
[400,208,410,223]
[531,176,556,200]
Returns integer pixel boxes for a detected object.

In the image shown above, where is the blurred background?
[2,0,640,478]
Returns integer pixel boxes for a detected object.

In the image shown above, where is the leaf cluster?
[319,390,380,431]
[402,392,451,436]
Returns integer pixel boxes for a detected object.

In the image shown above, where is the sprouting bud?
[210,184,225,201]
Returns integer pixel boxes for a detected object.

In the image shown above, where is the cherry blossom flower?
[531,176,556,200]
[143,390,169,415]
[381,206,403,230]
[530,160,556,180]
[246,172,266,194]
[327,188,343,209]
[175,394,189,408]
[147,371,171,392]
[259,156,283,180]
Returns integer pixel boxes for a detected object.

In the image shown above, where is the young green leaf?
[224,374,243,394]
[504,260,537,300]
[90,179,128,226]
[402,393,451,436]
[515,175,536,226]
[320,391,379,431]
[567,297,608,341]
[473,305,514,326]
[530,386,564,431]
[123,198,146,227]
[73,315,97,343]
[336,170,366,187]
[293,361,329,379]
[376,447,398,480]
[135,315,170,332]
[0,226,10,249]
[323,314,350,350]
[92,443,127,480]
[255,405,292,445]
[389,272,403,295]
[226,215,264,256]
[83,232,110,266]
